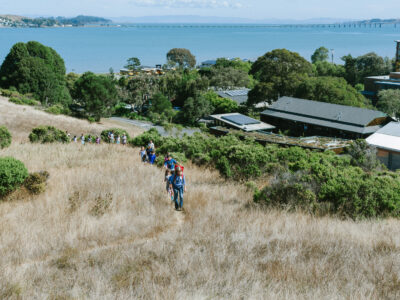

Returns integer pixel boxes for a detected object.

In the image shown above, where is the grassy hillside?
[0,96,400,299]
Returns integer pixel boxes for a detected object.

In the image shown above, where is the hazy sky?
[1,0,400,20]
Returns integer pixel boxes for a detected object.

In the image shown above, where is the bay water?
[0,24,399,73]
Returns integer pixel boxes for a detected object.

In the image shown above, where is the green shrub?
[0,126,12,149]
[100,128,130,143]
[24,171,49,194]
[29,126,69,143]
[0,157,29,198]
[129,128,163,147]
[1,89,13,97]
[9,96,40,106]
[45,104,64,115]
[133,128,400,219]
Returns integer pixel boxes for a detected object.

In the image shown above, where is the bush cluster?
[29,126,69,143]
[9,96,40,106]
[132,129,400,219]
[0,157,29,198]
[100,128,130,143]
[0,126,12,149]
[24,171,49,194]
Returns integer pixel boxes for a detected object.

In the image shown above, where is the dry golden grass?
[1,97,400,299]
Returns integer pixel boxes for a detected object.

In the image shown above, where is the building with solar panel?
[261,97,391,139]
[209,113,275,132]
[216,89,250,105]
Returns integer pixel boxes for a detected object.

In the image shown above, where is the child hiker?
[169,167,186,211]
[139,146,147,162]
[165,169,173,202]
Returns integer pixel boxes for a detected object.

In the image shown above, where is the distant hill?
[55,15,112,26]
[0,15,112,27]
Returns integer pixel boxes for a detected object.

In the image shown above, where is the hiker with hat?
[169,167,186,211]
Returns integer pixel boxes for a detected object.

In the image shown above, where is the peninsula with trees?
[0,15,112,27]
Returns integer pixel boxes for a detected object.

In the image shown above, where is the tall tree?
[377,89,400,118]
[166,48,196,69]
[0,41,71,105]
[124,57,141,71]
[311,47,330,64]
[342,52,393,85]
[294,76,370,108]
[248,49,313,104]
[73,72,118,121]
[182,95,213,125]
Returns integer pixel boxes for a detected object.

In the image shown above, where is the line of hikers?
[140,140,186,211]
[65,131,128,145]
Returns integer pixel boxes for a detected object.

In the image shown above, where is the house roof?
[216,89,250,104]
[210,113,275,132]
[367,122,400,152]
[261,97,387,134]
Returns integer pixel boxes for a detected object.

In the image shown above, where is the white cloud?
[130,0,243,9]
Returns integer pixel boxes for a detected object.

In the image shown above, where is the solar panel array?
[226,89,249,97]
[221,114,260,126]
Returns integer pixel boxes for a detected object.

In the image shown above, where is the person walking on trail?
[80,134,85,145]
[164,155,177,172]
[169,168,186,211]
[148,150,157,165]
[140,146,147,162]
[165,169,173,202]
[164,152,171,163]
[73,135,77,143]
[96,136,101,144]
[116,135,121,145]
[110,132,115,144]
[88,135,92,143]
[66,131,71,141]
[122,134,127,146]
[148,140,155,151]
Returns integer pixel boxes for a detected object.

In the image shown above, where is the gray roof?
[210,113,275,132]
[216,89,250,104]
[261,96,388,134]
[375,121,400,137]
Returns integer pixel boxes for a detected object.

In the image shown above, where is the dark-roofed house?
[367,122,400,170]
[216,89,250,105]
[261,97,391,139]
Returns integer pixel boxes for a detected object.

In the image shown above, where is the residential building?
[216,89,250,105]
[366,122,400,170]
[209,113,275,132]
[363,72,400,102]
[261,96,391,139]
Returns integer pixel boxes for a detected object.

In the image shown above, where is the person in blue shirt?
[169,167,186,211]
[148,150,156,165]
[164,155,177,172]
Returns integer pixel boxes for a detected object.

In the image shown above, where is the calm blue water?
[0,25,399,73]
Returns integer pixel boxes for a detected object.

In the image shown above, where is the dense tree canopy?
[214,58,252,73]
[311,47,330,64]
[342,52,393,85]
[166,48,196,69]
[203,91,239,114]
[207,67,250,89]
[294,76,370,108]
[182,95,213,125]
[0,41,71,105]
[248,49,313,104]
[124,57,141,71]
[313,61,346,78]
[377,89,400,118]
[73,72,118,121]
